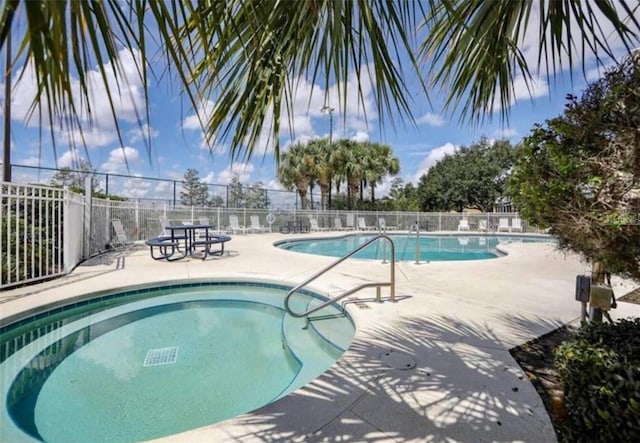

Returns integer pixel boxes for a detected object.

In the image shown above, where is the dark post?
[3,32,12,182]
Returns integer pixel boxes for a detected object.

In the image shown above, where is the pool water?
[276,233,555,261]
[0,282,355,443]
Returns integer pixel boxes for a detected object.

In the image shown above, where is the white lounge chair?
[111,218,133,248]
[357,217,375,231]
[478,219,488,232]
[458,218,470,231]
[199,217,227,235]
[497,218,510,232]
[308,216,328,232]
[250,215,269,233]
[511,218,523,232]
[334,217,348,231]
[377,217,397,231]
[228,215,249,234]
[345,213,356,230]
[159,215,171,237]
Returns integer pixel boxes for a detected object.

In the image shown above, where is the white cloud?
[493,127,518,138]
[58,125,118,148]
[493,75,549,112]
[182,100,216,131]
[202,171,216,184]
[7,49,145,130]
[417,113,446,127]
[374,176,396,198]
[350,131,369,142]
[57,150,83,168]
[266,179,285,190]
[412,142,458,182]
[128,124,159,143]
[118,176,153,199]
[100,146,141,173]
[19,156,43,167]
[217,162,255,184]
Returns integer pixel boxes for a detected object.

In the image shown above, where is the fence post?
[63,186,72,272]
[83,177,92,259]
[135,200,140,241]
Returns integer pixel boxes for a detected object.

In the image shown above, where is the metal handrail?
[285,234,395,318]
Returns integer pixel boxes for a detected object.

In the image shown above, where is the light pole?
[320,105,334,209]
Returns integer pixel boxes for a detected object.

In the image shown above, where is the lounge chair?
[308,216,328,232]
[511,218,523,232]
[377,217,397,231]
[497,218,510,232]
[250,215,269,233]
[357,217,376,231]
[334,217,348,231]
[199,217,227,235]
[228,215,249,234]
[111,218,133,248]
[458,218,470,231]
[159,215,171,237]
[478,219,488,232]
[345,213,356,230]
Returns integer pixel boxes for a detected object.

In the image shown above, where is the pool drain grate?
[144,346,179,367]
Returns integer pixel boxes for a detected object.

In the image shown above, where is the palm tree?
[366,143,400,204]
[277,142,316,209]
[307,139,333,210]
[1,1,638,169]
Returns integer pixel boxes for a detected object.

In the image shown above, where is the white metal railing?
[2,181,540,289]
[1,183,67,288]
[284,234,396,318]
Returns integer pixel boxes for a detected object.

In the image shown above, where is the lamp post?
[320,105,334,209]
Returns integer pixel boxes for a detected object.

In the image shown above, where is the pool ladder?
[284,234,396,318]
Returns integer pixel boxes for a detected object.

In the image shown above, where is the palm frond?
[421,0,640,124]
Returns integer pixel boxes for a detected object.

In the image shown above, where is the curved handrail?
[285,234,395,318]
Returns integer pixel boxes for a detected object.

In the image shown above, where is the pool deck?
[2,231,640,443]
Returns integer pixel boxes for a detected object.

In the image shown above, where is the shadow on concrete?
[220,313,565,442]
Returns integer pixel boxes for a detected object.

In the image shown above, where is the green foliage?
[509,54,640,280]
[4,1,638,163]
[226,176,269,209]
[388,178,421,211]
[554,319,640,442]
[417,138,516,212]
[50,160,102,192]
[278,139,400,210]
[180,168,209,207]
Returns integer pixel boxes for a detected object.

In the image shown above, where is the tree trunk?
[298,190,308,209]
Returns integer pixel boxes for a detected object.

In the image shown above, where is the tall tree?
[180,169,208,207]
[417,138,516,212]
[1,1,637,166]
[277,142,316,209]
[227,175,245,208]
[244,182,270,209]
[366,143,400,204]
[509,53,640,280]
[308,139,332,210]
[50,159,101,192]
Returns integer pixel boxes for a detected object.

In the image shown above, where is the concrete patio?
[2,232,639,443]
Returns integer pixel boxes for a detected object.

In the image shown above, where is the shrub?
[554,318,640,442]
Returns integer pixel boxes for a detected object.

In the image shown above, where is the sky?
[1,6,636,204]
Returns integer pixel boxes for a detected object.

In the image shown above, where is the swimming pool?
[275,233,555,261]
[0,281,354,443]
